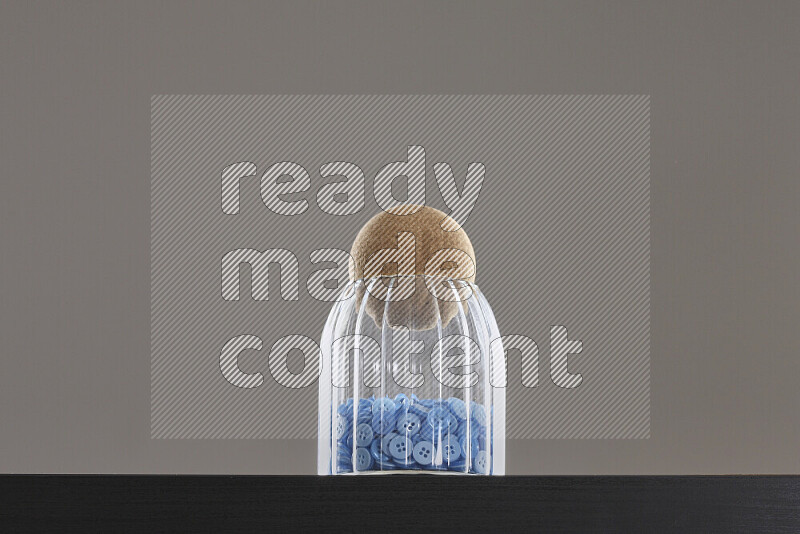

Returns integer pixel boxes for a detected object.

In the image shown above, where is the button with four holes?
[440,436,462,462]
[395,412,421,436]
[387,434,413,461]
[473,450,488,474]
[372,397,395,415]
[412,440,434,466]
[355,447,373,471]
[355,422,374,447]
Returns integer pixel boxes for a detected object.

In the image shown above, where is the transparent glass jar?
[318,275,505,475]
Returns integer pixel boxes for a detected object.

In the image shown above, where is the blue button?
[459,434,479,459]
[470,401,487,427]
[393,456,418,469]
[373,410,400,434]
[355,447,373,471]
[374,456,396,470]
[380,431,398,453]
[430,430,459,457]
[473,450,488,474]
[369,439,390,463]
[418,422,433,441]
[387,434,412,461]
[455,419,469,438]
[357,411,372,424]
[395,412,421,436]
[372,397,396,415]
[357,398,373,413]
[336,452,352,471]
[426,407,456,434]
[371,398,399,434]
[412,440,434,465]
[431,428,450,444]
[393,393,411,410]
[440,436,462,462]
[447,397,468,421]
[355,422,374,447]
[335,413,351,440]
[447,458,467,471]
[408,403,430,418]
[414,421,433,441]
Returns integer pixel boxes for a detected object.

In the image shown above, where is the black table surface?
[2,475,799,532]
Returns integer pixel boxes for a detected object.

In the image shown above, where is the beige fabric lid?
[349,205,476,283]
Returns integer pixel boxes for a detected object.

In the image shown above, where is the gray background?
[0,0,797,474]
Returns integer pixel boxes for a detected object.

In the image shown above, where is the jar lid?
[349,205,476,283]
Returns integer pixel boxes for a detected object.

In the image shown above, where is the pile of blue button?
[333,394,491,474]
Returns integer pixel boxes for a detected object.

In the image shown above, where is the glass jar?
[318,275,505,475]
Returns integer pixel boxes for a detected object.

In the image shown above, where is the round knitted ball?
[349,205,475,282]
[349,205,475,330]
